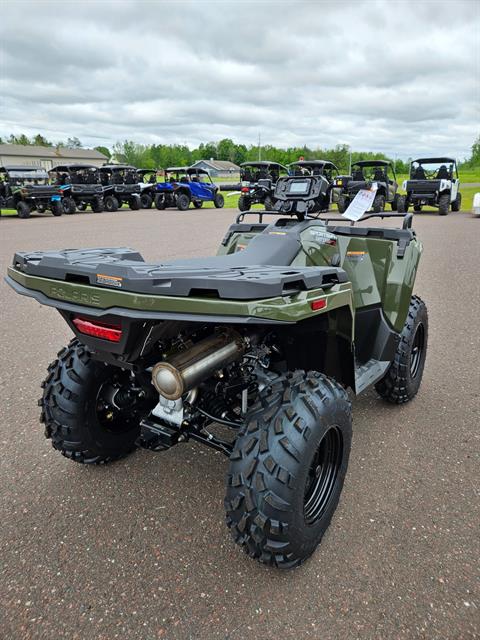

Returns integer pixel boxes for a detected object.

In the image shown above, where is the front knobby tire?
[438,193,450,215]
[225,370,352,569]
[375,296,428,404]
[40,340,152,464]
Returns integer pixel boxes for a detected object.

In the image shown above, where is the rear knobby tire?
[372,194,385,213]
[104,195,119,212]
[129,195,141,210]
[63,197,76,214]
[40,340,149,464]
[140,194,153,209]
[176,193,190,211]
[17,201,31,218]
[337,195,348,214]
[451,192,462,212]
[438,193,450,215]
[225,370,352,569]
[51,200,63,216]
[263,196,275,211]
[397,195,409,213]
[238,194,251,212]
[214,193,224,208]
[375,296,428,404]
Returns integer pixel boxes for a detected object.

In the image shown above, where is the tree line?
[2,133,479,174]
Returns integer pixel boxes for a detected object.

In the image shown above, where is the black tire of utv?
[155,194,166,210]
[390,194,398,211]
[451,192,462,212]
[129,195,141,210]
[372,194,385,213]
[337,195,348,214]
[225,370,352,569]
[214,193,225,209]
[40,340,141,464]
[193,200,203,209]
[238,194,251,212]
[104,195,119,212]
[91,199,104,213]
[63,197,76,214]
[438,193,450,216]
[264,196,275,211]
[375,296,428,404]
[16,201,31,218]
[396,195,409,213]
[51,200,63,216]
[140,193,153,209]
[413,203,423,212]
[176,193,190,211]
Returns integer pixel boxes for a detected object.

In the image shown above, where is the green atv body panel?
[218,222,422,333]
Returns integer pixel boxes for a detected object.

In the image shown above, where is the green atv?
[5,174,428,569]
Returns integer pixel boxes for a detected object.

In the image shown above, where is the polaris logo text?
[49,286,101,306]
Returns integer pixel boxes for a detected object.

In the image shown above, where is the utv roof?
[136,168,157,174]
[289,160,339,169]
[51,163,100,171]
[1,164,48,172]
[240,161,287,169]
[100,164,137,171]
[352,160,391,167]
[413,157,456,164]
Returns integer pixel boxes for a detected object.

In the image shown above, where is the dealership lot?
[1,208,479,639]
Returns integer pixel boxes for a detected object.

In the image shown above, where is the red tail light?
[311,299,327,311]
[72,317,122,342]
[241,187,250,193]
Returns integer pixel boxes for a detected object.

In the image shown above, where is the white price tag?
[342,183,378,222]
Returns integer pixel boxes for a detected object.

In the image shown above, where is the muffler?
[151,330,246,400]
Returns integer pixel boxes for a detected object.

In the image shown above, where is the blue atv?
[155,167,224,211]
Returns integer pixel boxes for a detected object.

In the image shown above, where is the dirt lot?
[0,208,479,640]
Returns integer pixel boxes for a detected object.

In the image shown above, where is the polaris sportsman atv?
[5,173,428,569]
[99,165,142,212]
[50,164,106,214]
[136,169,158,209]
[288,160,340,211]
[155,167,224,211]
[237,161,288,211]
[398,157,461,215]
[336,160,398,213]
[0,166,63,218]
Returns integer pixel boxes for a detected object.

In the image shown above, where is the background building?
[0,144,108,170]
[190,159,240,178]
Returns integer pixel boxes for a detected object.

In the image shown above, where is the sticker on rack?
[96,273,123,288]
[346,250,367,262]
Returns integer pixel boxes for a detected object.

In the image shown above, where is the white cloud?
[0,0,478,158]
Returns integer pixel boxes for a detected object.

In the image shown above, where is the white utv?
[397,157,461,216]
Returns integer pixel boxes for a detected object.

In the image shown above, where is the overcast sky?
[1,0,478,159]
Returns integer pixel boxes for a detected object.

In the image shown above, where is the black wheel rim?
[410,322,425,378]
[304,426,343,525]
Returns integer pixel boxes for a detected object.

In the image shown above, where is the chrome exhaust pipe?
[151,330,246,401]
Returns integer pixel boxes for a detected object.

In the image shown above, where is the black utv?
[336,160,398,213]
[99,165,142,212]
[287,160,340,212]
[397,157,461,215]
[237,161,288,211]
[0,166,63,218]
[50,164,105,213]
[136,169,158,209]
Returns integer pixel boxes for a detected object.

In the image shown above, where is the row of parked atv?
[232,156,462,216]
[0,163,225,219]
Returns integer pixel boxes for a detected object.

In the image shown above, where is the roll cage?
[409,157,458,181]
[0,165,49,185]
[288,160,339,182]
[240,161,288,183]
[50,164,102,185]
[350,160,396,183]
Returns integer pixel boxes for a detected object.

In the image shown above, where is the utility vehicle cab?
[155,166,224,211]
[50,164,105,214]
[398,156,461,215]
[0,165,63,218]
[336,160,398,213]
[98,165,142,211]
[135,168,158,208]
[286,160,340,211]
[237,161,288,211]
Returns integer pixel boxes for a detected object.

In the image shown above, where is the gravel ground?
[0,207,479,640]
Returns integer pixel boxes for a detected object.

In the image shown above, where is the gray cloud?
[1,0,478,158]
